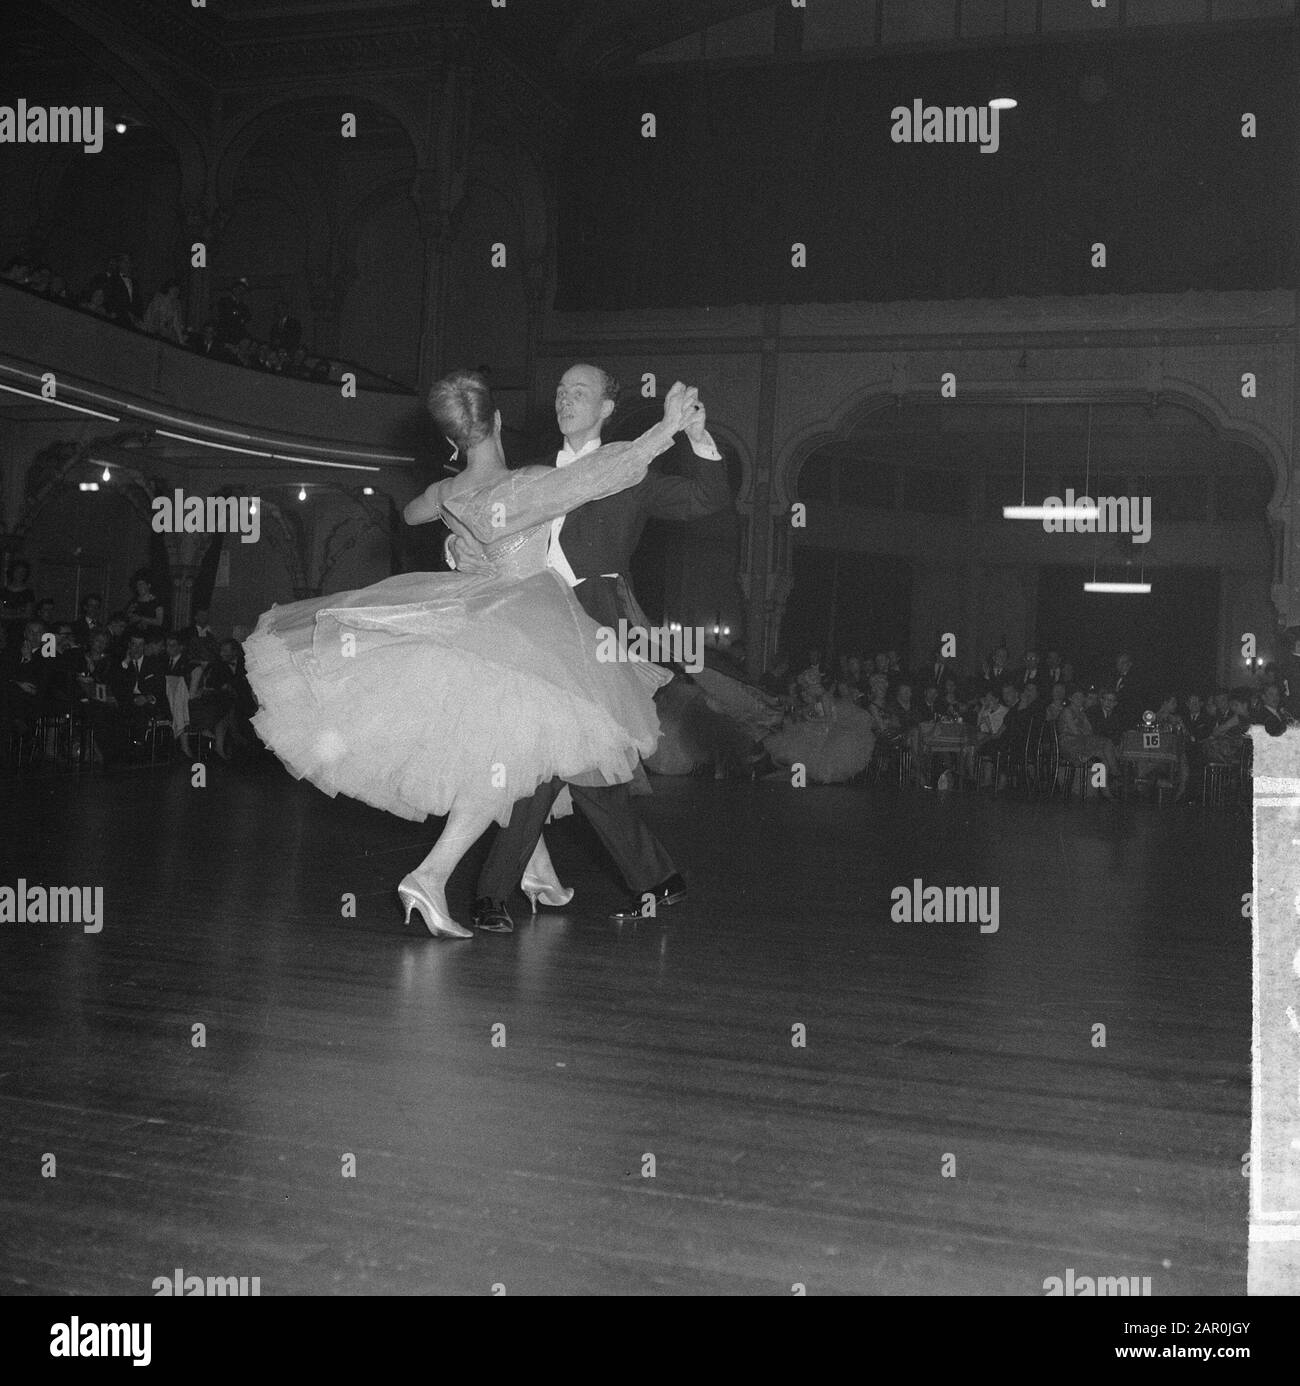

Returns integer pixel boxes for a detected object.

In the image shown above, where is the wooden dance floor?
[0,764,1250,1295]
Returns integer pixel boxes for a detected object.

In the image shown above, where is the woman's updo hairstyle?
[428,369,495,451]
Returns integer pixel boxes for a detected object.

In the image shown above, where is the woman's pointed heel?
[398,875,473,939]
[521,836,574,915]
[522,881,575,915]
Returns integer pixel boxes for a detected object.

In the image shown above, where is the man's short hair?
[573,363,620,409]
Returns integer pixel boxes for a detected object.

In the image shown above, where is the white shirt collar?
[556,437,602,468]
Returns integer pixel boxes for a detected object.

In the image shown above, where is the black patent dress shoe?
[472,897,514,934]
[608,873,687,922]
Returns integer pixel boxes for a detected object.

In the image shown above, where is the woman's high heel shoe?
[521,839,575,915]
[398,875,473,939]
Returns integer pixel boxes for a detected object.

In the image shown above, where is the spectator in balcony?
[2,257,32,284]
[47,274,68,302]
[102,252,142,327]
[269,301,302,354]
[143,278,187,345]
[27,265,52,296]
[194,320,236,362]
[35,597,56,627]
[2,559,36,639]
[79,284,109,317]
[216,278,252,346]
[126,572,166,633]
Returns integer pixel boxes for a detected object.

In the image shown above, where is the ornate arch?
[213,92,421,215]
[16,430,154,538]
[23,1,211,205]
[773,382,1289,515]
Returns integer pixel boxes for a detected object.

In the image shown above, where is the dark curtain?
[192,532,224,615]
[783,546,913,667]
[147,524,172,626]
[1036,565,1220,694]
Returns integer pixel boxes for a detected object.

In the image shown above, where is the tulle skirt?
[244,568,670,824]
[763,699,876,783]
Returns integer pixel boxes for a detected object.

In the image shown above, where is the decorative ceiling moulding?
[778,289,1295,336]
[215,28,452,85]
[631,0,1295,67]
[578,0,776,72]
[538,328,1294,358]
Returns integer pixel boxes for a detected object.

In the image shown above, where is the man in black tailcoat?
[466,362,731,933]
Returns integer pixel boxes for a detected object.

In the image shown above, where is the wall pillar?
[750,305,783,676]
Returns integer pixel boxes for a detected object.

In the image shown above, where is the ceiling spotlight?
[79,482,99,492]
[101,466,111,481]
[298,486,307,501]
[114,121,128,135]
[989,96,1017,111]
[362,486,375,496]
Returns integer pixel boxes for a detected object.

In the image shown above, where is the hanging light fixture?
[1084,408,1150,594]
[1003,403,1095,521]
[298,486,307,501]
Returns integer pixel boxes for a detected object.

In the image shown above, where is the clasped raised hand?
[661,381,701,434]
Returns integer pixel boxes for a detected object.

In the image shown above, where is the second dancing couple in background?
[245,366,730,938]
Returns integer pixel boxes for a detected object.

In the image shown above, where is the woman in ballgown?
[244,371,699,938]
[762,663,876,784]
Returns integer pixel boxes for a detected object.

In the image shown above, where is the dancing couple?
[244,364,730,938]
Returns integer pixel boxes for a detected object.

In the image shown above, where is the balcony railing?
[0,282,426,464]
